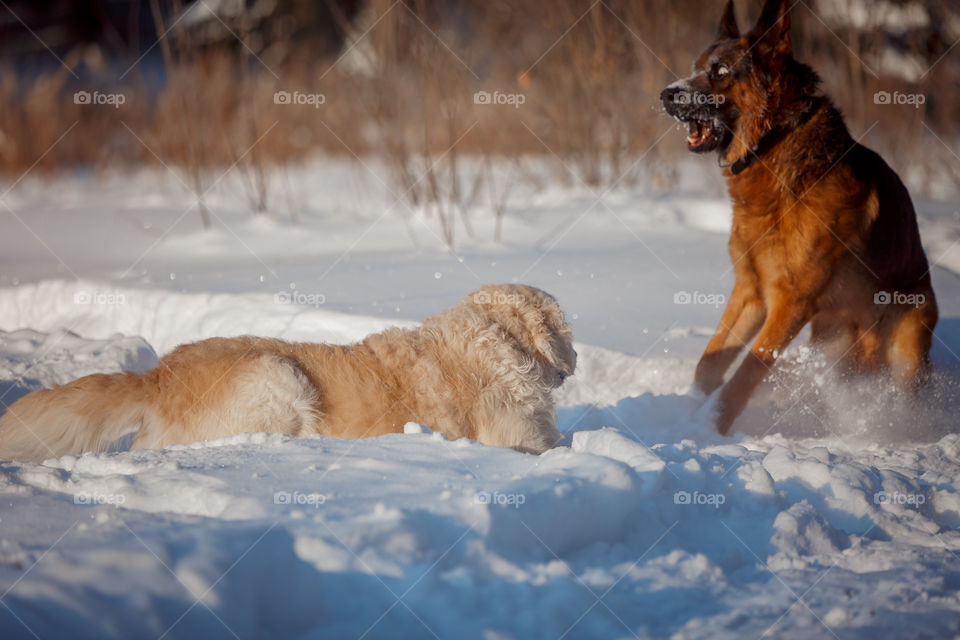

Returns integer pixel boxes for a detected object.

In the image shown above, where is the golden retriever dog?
[0,284,576,462]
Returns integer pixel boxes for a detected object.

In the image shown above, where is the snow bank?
[1,325,958,638]
[2,418,958,638]
[0,279,408,355]
[0,161,957,638]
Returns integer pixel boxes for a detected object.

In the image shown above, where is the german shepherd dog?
[661,0,938,434]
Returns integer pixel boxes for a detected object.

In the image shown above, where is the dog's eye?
[711,63,731,80]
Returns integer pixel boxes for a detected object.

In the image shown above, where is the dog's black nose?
[660,86,681,105]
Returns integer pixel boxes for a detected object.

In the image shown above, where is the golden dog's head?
[461,284,576,387]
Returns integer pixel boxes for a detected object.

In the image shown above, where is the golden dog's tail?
[0,371,156,462]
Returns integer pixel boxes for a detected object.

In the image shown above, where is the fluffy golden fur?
[0,284,576,462]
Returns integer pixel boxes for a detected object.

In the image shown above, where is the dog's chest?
[728,181,818,280]
[728,173,789,242]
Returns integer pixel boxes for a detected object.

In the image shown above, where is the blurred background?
[1,0,958,236]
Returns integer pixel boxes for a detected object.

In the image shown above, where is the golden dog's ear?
[466,285,576,377]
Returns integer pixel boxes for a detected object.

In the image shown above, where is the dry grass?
[0,0,957,243]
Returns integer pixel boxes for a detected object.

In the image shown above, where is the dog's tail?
[0,371,156,462]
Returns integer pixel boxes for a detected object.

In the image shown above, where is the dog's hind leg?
[887,300,937,389]
[133,353,320,450]
[810,314,867,377]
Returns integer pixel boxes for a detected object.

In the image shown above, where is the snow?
[818,0,931,33]
[0,158,959,639]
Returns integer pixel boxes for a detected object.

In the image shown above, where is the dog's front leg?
[695,278,765,394]
[714,295,810,434]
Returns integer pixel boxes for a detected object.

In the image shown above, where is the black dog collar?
[727,97,825,176]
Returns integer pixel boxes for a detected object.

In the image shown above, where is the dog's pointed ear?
[748,0,791,60]
[717,0,740,40]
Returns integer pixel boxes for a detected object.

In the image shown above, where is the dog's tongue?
[687,121,711,147]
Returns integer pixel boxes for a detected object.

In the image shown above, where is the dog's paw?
[697,391,740,435]
[693,392,720,426]
[694,364,725,396]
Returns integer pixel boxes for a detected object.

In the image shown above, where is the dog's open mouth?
[686,119,716,151]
